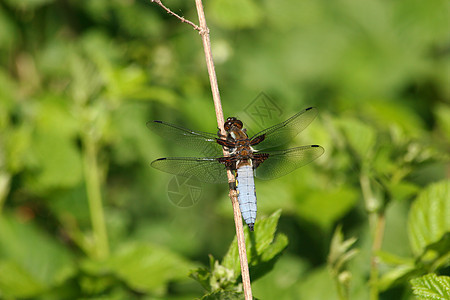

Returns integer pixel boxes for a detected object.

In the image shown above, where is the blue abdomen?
[237,164,257,231]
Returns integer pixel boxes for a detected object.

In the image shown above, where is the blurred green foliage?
[0,0,449,299]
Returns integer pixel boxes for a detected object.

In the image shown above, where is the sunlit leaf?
[222,209,288,281]
[5,124,32,173]
[0,215,76,297]
[251,209,283,254]
[27,131,83,191]
[106,242,196,293]
[408,180,450,257]
[410,273,450,300]
[35,95,79,137]
[0,260,45,298]
[296,187,358,229]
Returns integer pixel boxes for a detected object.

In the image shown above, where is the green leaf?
[222,210,288,281]
[378,264,416,291]
[251,209,283,254]
[24,94,83,191]
[105,242,196,294]
[328,225,358,274]
[190,254,239,293]
[328,225,358,298]
[112,2,163,38]
[26,131,83,191]
[252,254,309,299]
[366,101,425,138]
[4,123,32,173]
[34,94,79,137]
[408,180,450,257]
[0,215,76,298]
[0,260,45,298]
[201,290,246,300]
[209,0,263,29]
[296,187,358,229]
[0,7,18,50]
[386,181,420,202]
[377,250,414,266]
[297,266,339,300]
[410,274,450,300]
[338,118,376,160]
[190,266,213,292]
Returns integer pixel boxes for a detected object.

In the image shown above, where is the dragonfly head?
[224,117,243,131]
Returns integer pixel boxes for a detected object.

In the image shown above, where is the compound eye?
[224,117,235,131]
[224,117,243,131]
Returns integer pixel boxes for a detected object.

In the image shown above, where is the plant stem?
[150,0,201,30]
[194,0,225,128]
[369,211,385,300]
[0,173,10,213]
[333,274,347,300]
[151,1,253,298]
[82,132,109,260]
[0,136,10,213]
[360,173,385,300]
[194,1,252,298]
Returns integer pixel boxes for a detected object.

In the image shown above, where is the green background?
[0,0,449,299]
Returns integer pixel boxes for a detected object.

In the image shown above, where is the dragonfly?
[148,107,324,231]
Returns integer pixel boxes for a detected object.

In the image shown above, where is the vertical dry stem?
[194,2,252,298]
[151,1,252,298]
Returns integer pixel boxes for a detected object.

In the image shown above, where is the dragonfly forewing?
[254,145,324,180]
[147,120,223,157]
[251,107,318,150]
[151,157,229,183]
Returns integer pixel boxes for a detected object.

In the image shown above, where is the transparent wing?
[250,107,318,150]
[254,145,324,180]
[151,157,229,183]
[147,120,223,157]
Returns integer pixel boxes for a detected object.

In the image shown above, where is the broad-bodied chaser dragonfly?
[148,107,324,231]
